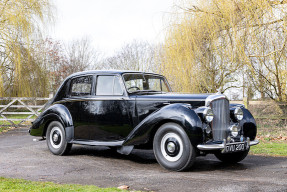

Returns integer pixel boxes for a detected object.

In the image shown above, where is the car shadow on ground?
[192,157,249,171]
[69,145,158,164]
[66,144,287,172]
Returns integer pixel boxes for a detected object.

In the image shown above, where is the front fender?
[240,108,257,140]
[29,104,73,138]
[230,104,257,141]
[123,103,203,147]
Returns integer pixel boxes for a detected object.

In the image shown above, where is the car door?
[80,75,133,141]
[64,75,94,140]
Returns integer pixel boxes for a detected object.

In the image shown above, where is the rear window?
[70,76,92,97]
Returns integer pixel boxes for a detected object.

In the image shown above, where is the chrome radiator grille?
[211,99,230,141]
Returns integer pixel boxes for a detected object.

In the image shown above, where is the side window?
[96,76,123,96]
[70,76,92,97]
[113,76,123,95]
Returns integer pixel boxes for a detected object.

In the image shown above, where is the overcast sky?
[50,0,176,56]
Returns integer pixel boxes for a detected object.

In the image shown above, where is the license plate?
[224,142,246,153]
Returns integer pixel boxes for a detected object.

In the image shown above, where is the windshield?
[123,73,171,93]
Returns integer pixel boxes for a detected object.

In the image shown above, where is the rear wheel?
[214,149,249,163]
[46,121,72,155]
[153,123,196,171]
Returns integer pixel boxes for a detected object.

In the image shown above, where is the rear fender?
[123,103,203,147]
[29,104,73,142]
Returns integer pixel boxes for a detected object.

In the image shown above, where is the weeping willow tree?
[161,0,287,101]
[0,0,53,97]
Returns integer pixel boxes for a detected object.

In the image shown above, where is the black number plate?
[224,142,246,153]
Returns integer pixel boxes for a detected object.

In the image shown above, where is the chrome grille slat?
[211,99,230,141]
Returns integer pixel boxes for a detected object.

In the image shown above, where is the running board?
[71,140,124,147]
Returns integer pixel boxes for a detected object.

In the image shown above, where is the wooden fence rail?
[0,97,51,127]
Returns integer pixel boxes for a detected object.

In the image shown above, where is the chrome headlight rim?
[234,107,244,121]
[203,108,214,123]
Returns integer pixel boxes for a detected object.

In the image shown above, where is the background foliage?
[1,0,287,104]
[161,0,287,102]
[0,0,52,97]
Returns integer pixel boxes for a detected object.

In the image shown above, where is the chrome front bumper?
[197,138,259,151]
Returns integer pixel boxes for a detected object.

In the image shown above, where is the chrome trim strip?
[135,98,205,102]
[197,143,225,150]
[250,140,259,146]
[54,97,135,104]
[54,97,205,103]
[197,139,259,151]
[72,140,124,147]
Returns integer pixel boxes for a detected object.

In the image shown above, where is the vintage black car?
[30,70,259,171]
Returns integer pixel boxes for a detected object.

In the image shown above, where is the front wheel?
[46,121,72,155]
[214,149,249,163]
[153,123,196,171]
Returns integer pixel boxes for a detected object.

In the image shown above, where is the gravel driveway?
[0,127,287,192]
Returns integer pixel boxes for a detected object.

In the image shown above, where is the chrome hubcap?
[53,134,59,142]
[167,142,176,153]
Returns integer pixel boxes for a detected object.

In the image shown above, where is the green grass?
[0,177,123,192]
[250,141,287,157]
[0,127,5,132]
[252,117,287,156]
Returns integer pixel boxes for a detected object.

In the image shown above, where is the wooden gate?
[0,97,51,127]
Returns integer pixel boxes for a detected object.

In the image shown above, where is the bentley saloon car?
[30,70,259,171]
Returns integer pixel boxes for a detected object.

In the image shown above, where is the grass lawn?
[250,141,287,157]
[0,177,123,192]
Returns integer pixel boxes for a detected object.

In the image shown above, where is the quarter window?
[96,76,123,95]
[70,76,92,96]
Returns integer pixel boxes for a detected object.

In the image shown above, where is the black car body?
[30,70,259,171]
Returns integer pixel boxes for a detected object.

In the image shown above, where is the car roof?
[66,70,161,79]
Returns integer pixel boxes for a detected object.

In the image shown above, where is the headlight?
[203,108,214,123]
[234,107,244,121]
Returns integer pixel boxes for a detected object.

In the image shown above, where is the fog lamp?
[229,125,239,137]
[205,124,212,134]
